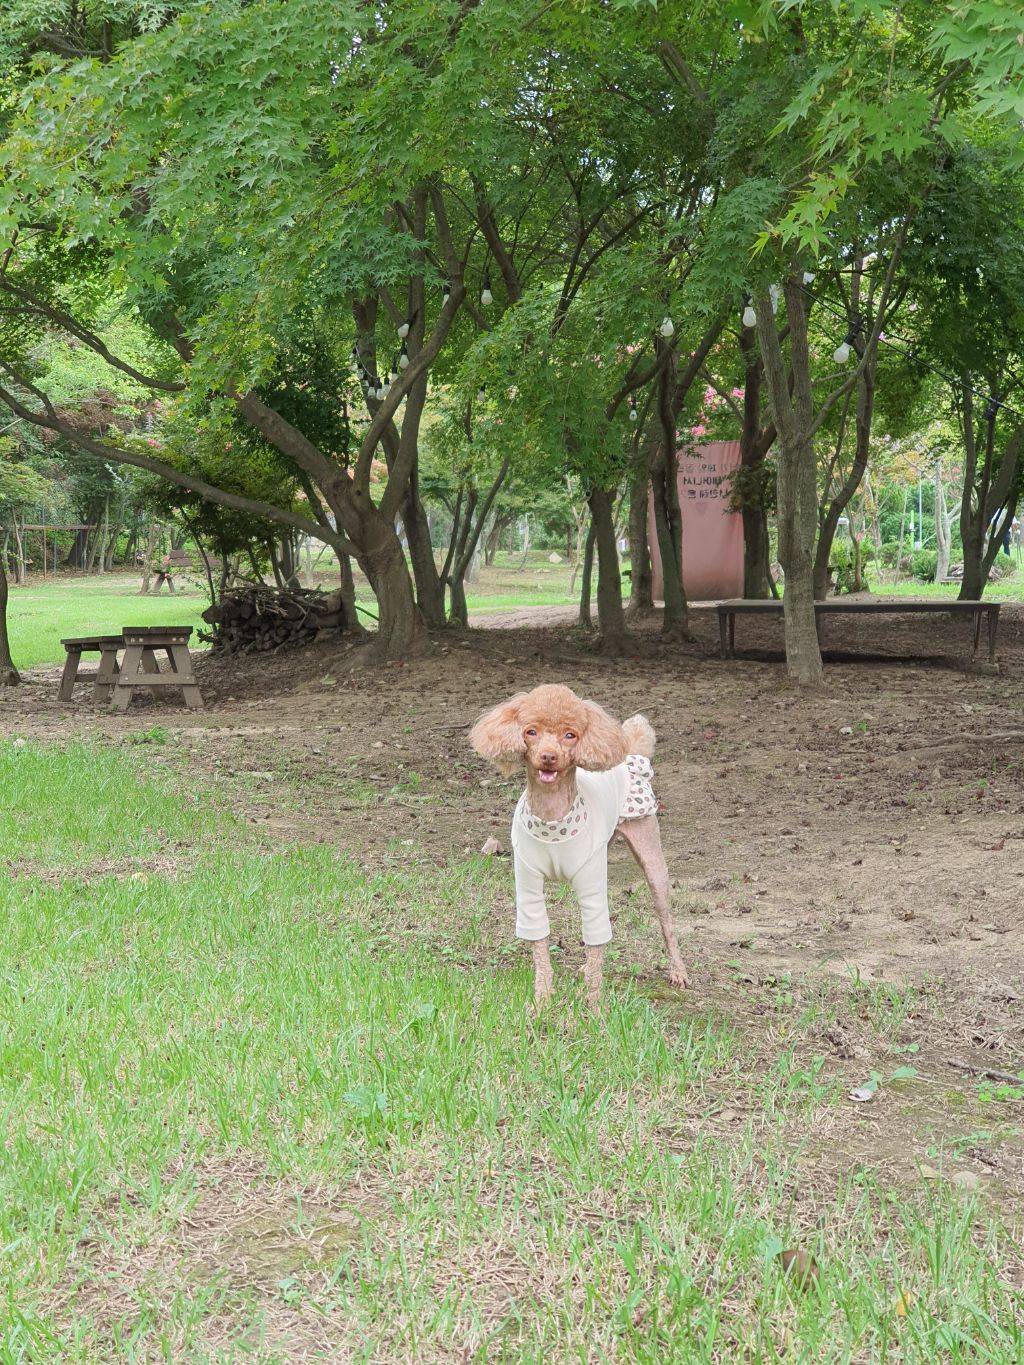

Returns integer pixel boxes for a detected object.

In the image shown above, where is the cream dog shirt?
[511,756,655,946]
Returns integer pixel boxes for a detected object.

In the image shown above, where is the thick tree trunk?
[742,504,771,598]
[578,521,596,627]
[776,430,822,683]
[587,486,628,650]
[626,463,654,616]
[364,527,425,658]
[0,554,19,686]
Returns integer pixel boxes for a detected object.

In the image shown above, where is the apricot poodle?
[470,683,688,1007]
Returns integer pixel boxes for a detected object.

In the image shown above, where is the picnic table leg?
[110,643,144,713]
[987,608,998,663]
[728,612,736,656]
[972,610,982,658]
[58,648,82,702]
[93,645,121,704]
[140,647,161,675]
[718,611,728,659]
[168,643,204,711]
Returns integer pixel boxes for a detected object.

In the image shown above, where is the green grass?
[6,560,581,670]
[7,575,210,669]
[0,739,1021,1359]
[867,574,1024,602]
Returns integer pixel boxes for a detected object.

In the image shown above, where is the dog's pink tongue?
[539,770,557,783]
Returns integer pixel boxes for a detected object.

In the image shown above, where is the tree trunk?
[777,436,823,684]
[0,553,19,686]
[446,457,510,626]
[626,462,654,616]
[654,359,688,637]
[484,513,511,566]
[403,474,446,630]
[742,503,771,598]
[578,520,596,628]
[361,514,425,657]
[338,553,364,633]
[756,279,822,687]
[139,524,158,593]
[587,486,628,650]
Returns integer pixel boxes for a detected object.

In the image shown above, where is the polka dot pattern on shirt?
[524,795,588,842]
[619,754,657,822]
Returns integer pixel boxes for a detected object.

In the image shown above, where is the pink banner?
[649,441,743,602]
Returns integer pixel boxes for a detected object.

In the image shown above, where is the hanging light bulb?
[628,396,638,422]
[398,342,410,370]
[389,367,399,389]
[741,294,756,329]
[397,319,410,339]
[441,280,451,306]
[476,384,486,403]
[802,270,815,285]
[769,283,781,313]
[480,270,493,307]
[833,315,863,364]
[659,315,675,338]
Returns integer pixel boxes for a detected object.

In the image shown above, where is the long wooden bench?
[716,598,1001,664]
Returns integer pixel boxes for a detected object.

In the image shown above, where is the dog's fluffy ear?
[576,700,628,771]
[469,693,528,775]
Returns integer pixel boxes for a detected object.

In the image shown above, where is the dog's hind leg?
[617,816,689,989]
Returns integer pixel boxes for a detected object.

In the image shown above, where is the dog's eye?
[524,727,537,738]
[564,731,577,741]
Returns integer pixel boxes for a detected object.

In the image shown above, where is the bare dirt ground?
[4,598,1024,1200]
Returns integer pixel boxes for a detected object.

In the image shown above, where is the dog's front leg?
[583,944,604,1011]
[532,937,554,1007]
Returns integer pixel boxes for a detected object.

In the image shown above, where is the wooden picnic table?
[111,625,203,712]
[60,626,204,709]
[716,598,1001,664]
[59,634,127,703]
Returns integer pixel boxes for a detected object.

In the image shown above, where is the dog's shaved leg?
[583,945,604,1011]
[618,816,689,989]
[532,937,554,1008]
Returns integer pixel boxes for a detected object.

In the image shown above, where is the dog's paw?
[667,965,690,990]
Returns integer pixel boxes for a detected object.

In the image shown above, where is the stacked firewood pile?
[201,585,346,652]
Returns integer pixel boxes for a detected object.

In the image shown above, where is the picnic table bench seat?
[716,598,1000,664]
[58,634,126,703]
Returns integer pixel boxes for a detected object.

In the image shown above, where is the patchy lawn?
[0,733,1021,1360]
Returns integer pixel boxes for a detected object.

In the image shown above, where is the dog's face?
[469,684,627,781]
